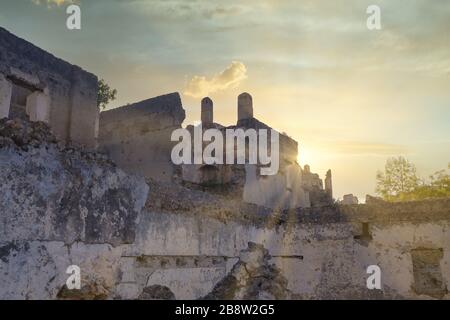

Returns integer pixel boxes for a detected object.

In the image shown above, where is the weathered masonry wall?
[99,93,185,182]
[236,117,313,210]
[1,119,449,300]
[0,119,149,299]
[116,199,450,300]
[0,27,98,148]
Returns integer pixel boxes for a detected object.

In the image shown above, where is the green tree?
[376,156,419,200]
[97,79,117,110]
[430,169,450,189]
[376,159,450,201]
[395,169,450,201]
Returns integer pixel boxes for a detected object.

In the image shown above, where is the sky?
[1,0,449,201]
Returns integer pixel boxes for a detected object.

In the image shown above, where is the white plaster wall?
[243,164,310,209]
[119,210,450,300]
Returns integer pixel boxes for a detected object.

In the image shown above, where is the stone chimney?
[325,169,333,199]
[201,97,213,125]
[238,92,253,121]
[304,165,311,174]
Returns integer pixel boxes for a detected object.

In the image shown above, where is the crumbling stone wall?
[115,186,450,300]
[411,248,447,298]
[0,118,148,299]
[203,242,292,300]
[99,93,185,182]
[1,118,448,300]
[0,27,98,149]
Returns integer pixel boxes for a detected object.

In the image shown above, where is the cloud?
[31,0,74,7]
[326,141,409,156]
[184,61,247,98]
[318,140,410,156]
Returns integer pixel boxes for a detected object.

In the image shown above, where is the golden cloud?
[184,61,247,98]
[328,141,409,156]
[31,0,74,7]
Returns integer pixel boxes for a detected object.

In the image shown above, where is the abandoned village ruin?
[0,27,449,300]
[99,90,333,210]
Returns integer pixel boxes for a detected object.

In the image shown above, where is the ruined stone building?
[99,93,185,182]
[0,27,98,149]
[0,28,449,300]
[99,91,333,209]
[0,27,332,209]
[182,93,333,209]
